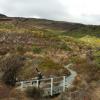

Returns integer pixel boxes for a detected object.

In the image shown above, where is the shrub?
[39,57,61,70]
[59,43,71,51]
[26,87,44,99]
[94,50,100,68]
[70,56,86,64]
[0,48,9,55]
[16,45,25,55]
[32,46,42,54]
[0,54,25,86]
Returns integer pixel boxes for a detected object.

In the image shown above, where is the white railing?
[16,76,67,96]
[16,63,78,96]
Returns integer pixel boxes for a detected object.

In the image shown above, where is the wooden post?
[31,81,33,86]
[51,78,53,96]
[36,80,39,88]
[21,81,24,89]
[63,76,66,92]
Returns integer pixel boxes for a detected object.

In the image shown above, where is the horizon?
[1,13,100,26]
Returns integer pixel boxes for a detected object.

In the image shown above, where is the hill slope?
[0,14,100,99]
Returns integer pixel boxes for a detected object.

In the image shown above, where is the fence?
[16,76,67,96]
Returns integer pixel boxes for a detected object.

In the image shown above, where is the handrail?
[16,63,77,96]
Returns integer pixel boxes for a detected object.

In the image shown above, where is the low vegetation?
[0,14,99,99]
[26,87,44,99]
[0,54,25,86]
[32,45,42,54]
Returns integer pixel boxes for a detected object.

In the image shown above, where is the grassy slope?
[0,16,100,79]
[0,15,100,99]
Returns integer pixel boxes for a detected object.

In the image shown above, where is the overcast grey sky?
[0,0,100,25]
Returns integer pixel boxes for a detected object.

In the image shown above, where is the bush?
[32,46,42,54]
[0,54,25,86]
[16,45,25,55]
[70,56,86,64]
[59,43,71,51]
[39,57,61,70]
[26,87,44,99]
[94,50,100,68]
[0,48,9,55]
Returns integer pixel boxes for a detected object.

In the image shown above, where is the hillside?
[0,13,99,80]
[0,14,100,99]
[0,14,100,46]
[0,14,7,18]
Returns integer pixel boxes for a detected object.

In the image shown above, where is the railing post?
[36,80,39,88]
[63,76,66,92]
[21,81,24,89]
[51,78,53,96]
[31,80,33,86]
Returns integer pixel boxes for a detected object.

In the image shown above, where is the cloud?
[0,0,100,25]
[60,0,100,25]
[0,0,66,19]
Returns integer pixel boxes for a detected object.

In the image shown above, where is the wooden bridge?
[16,64,77,96]
[16,76,68,96]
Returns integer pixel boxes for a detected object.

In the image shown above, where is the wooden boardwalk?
[16,64,77,96]
[16,76,67,96]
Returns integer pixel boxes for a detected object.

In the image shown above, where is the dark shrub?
[32,46,42,54]
[26,87,44,99]
[0,48,9,55]
[0,54,25,86]
[16,45,25,55]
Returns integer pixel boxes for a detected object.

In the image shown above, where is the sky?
[0,0,100,25]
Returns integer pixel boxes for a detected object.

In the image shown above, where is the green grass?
[62,25,100,38]
[94,50,100,68]
[0,23,15,29]
[80,35,100,47]
[38,57,61,70]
